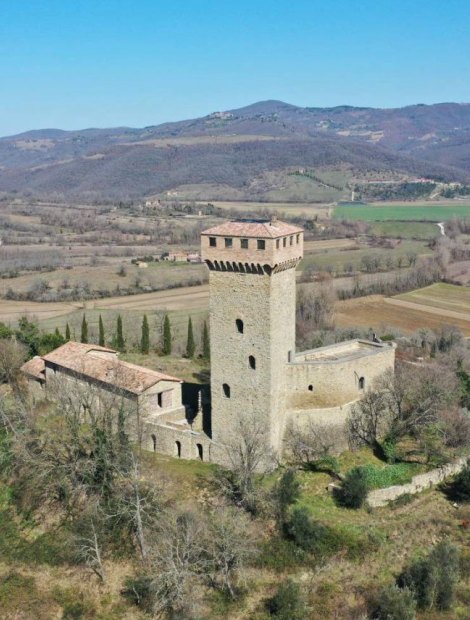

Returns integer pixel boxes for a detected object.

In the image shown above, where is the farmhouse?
[21,219,395,467]
[21,342,186,437]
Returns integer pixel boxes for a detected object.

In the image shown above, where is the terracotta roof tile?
[20,356,45,381]
[201,220,303,239]
[42,342,182,394]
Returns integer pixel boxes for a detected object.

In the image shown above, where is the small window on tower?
[240,238,249,249]
[257,239,266,250]
[358,377,365,390]
[222,383,231,398]
[209,237,217,247]
[236,319,244,333]
[283,237,287,247]
[225,237,233,248]
[249,355,256,369]
[276,239,280,249]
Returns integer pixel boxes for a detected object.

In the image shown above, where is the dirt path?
[384,297,470,322]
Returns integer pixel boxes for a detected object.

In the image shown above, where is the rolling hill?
[1,100,470,201]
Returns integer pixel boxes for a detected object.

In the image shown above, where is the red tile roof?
[201,220,303,239]
[41,342,182,394]
[20,356,45,381]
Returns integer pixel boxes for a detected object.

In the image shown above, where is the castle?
[21,219,395,466]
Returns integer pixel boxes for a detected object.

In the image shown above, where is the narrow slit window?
[157,393,163,407]
[308,384,313,392]
[249,355,256,369]
[358,377,365,390]
[276,239,280,249]
[290,236,293,245]
[236,318,244,333]
[296,234,300,244]
[222,383,231,398]
[283,237,287,247]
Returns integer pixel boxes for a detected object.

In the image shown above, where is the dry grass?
[396,282,470,314]
[202,200,331,217]
[335,293,470,335]
[303,238,359,252]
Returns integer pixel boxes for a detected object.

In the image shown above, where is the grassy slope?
[1,449,469,619]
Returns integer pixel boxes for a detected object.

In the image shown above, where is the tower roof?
[201,219,303,239]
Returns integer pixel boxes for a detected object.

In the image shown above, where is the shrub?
[370,584,416,620]
[265,580,308,619]
[272,469,300,526]
[359,463,418,489]
[334,467,368,508]
[447,465,470,502]
[305,454,340,475]
[398,541,460,611]
[257,537,304,571]
[122,575,154,612]
[283,507,373,561]
[284,507,327,554]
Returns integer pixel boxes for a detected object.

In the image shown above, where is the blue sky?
[1,0,469,136]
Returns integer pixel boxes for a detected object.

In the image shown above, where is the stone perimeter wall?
[367,456,469,508]
[286,344,395,409]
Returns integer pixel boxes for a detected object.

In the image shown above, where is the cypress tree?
[81,315,88,344]
[65,322,71,341]
[141,314,150,354]
[202,320,210,360]
[116,314,125,352]
[186,317,195,358]
[54,327,61,337]
[162,314,172,355]
[98,314,105,347]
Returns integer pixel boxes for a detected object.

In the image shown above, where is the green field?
[369,220,440,239]
[334,203,470,222]
[301,239,430,272]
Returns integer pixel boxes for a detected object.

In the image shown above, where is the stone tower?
[201,219,304,457]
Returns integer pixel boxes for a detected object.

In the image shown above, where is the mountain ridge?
[2,100,470,201]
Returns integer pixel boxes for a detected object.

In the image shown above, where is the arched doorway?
[175,440,182,458]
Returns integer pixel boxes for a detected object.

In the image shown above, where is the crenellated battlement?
[201,219,303,271]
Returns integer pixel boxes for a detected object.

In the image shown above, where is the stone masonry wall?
[209,266,297,458]
[286,345,395,409]
[367,457,469,508]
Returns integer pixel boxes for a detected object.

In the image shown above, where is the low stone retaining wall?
[367,456,469,508]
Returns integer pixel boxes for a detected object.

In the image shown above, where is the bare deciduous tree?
[0,339,27,390]
[285,420,344,471]
[217,410,275,513]
[348,363,461,453]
